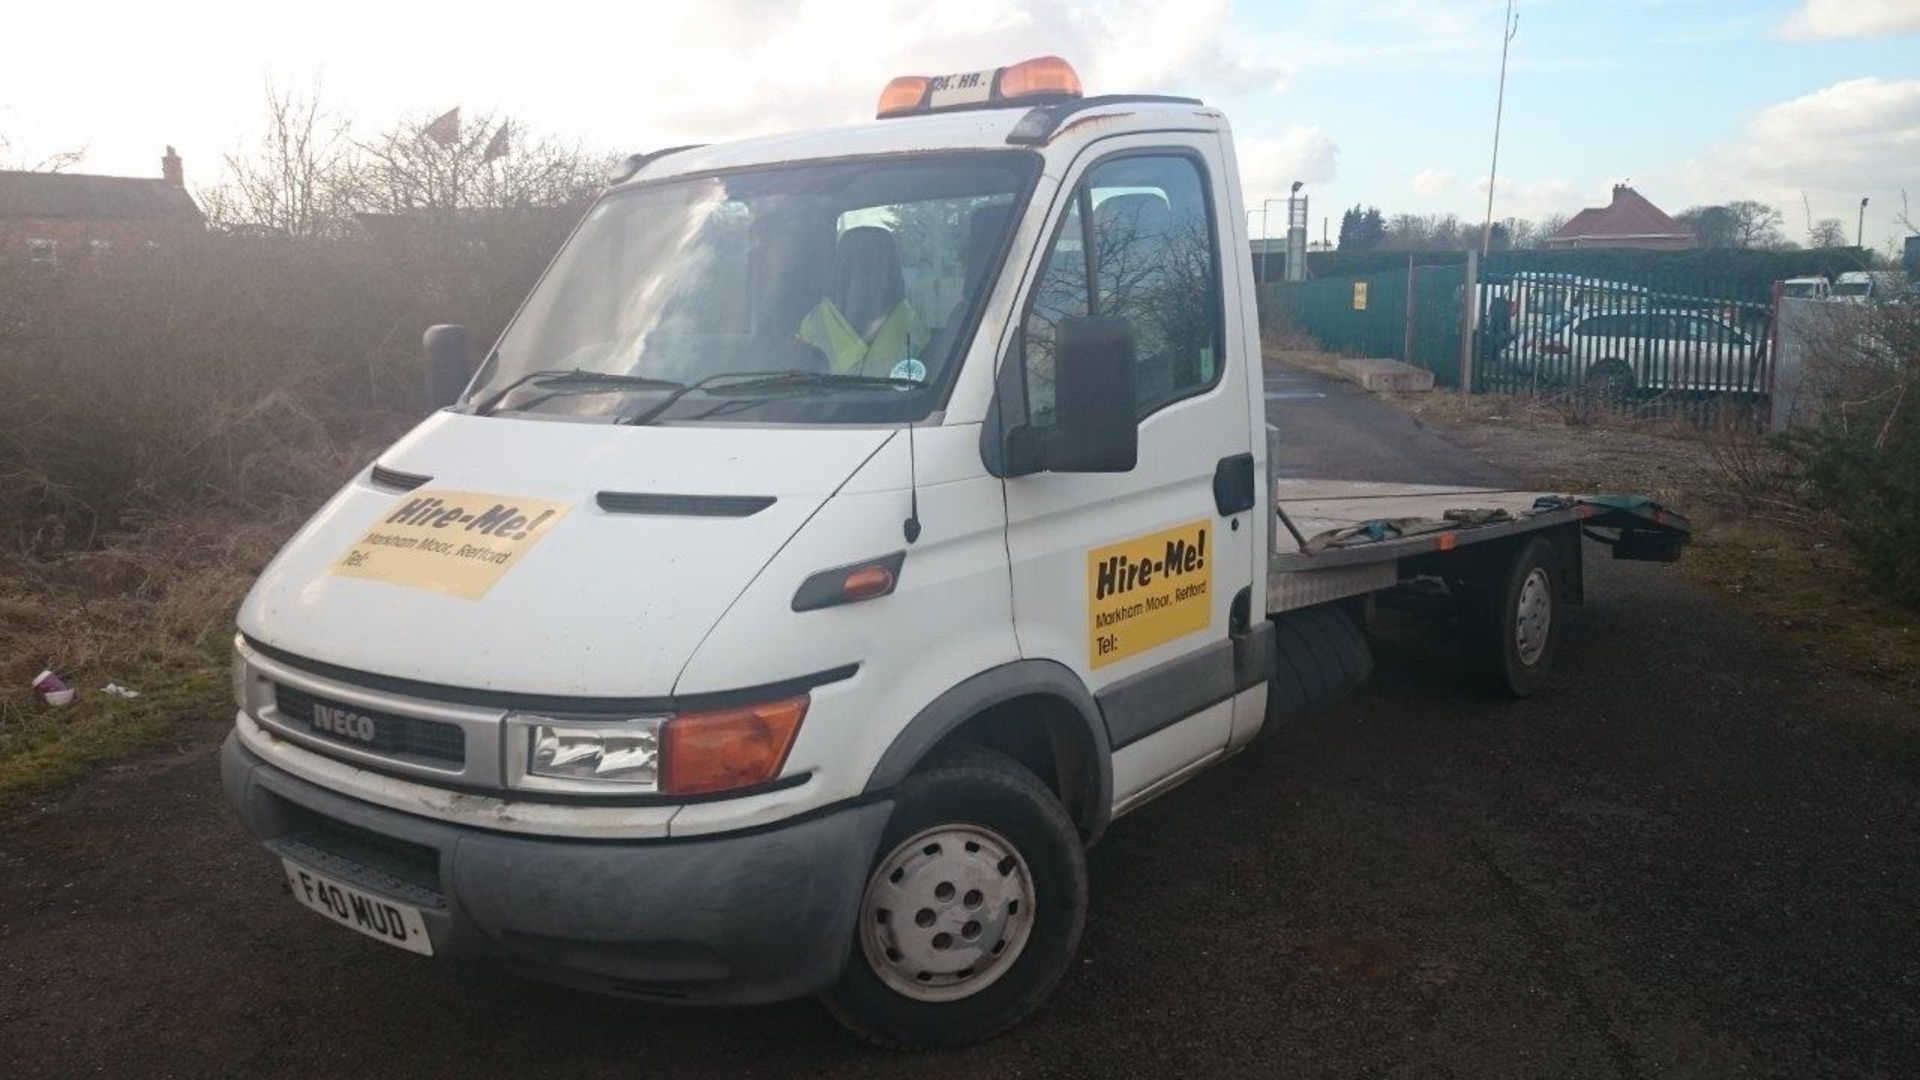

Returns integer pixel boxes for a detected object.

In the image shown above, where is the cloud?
[3,0,1291,202]
[1237,126,1341,212]
[1411,168,1458,196]
[1263,0,1610,77]
[1470,173,1585,222]
[1783,0,1920,39]
[1682,77,1920,243]
[594,0,1287,144]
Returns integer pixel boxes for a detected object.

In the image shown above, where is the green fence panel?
[1409,263,1466,386]
[1273,249,1785,420]
[1266,262,1466,386]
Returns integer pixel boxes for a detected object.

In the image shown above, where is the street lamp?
[1858,196,1869,249]
[1256,184,1306,287]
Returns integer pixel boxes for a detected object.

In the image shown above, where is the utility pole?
[1480,0,1519,258]
[1246,209,1264,283]
[1286,181,1307,282]
[1257,197,1287,286]
[1858,196,1870,249]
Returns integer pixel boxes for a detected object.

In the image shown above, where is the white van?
[223,57,1691,1047]
[1832,270,1907,304]
[1782,276,1831,300]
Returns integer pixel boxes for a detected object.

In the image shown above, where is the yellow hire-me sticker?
[1086,520,1214,669]
[332,489,571,601]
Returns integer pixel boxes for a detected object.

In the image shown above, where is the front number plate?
[282,859,434,955]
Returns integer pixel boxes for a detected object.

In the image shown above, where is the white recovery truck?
[223,58,1691,1048]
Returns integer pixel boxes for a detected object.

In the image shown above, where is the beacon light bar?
[877,56,1083,119]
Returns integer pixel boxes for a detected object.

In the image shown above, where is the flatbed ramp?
[1266,480,1690,613]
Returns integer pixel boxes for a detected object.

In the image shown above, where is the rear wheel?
[1585,359,1635,403]
[821,745,1086,1049]
[1463,537,1565,698]
[1265,604,1372,725]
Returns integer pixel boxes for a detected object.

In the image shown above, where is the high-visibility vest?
[798,299,927,376]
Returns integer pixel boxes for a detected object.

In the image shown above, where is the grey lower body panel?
[222,732,891,1005]
[1097,621,1276,750]
[1267,561,1398,613]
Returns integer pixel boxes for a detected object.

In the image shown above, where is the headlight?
[504,696,807,796]
[233,649,249,711]
[508,715,664,791]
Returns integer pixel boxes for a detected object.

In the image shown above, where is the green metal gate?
[1264,261,1465,386]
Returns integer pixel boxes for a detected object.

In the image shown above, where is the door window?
[1573,314,1630,337]
[1677,316,1746,346]
[1021,154,1221,422]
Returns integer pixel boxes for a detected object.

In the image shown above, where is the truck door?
[998,136,1257,809]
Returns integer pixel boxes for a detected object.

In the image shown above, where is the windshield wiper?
[622,370,922,427]
[707,371,924,394]
[476,368,683,415]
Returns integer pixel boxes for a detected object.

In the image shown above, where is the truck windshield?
[472,152,1037,424]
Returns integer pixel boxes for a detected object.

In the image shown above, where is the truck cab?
[225,58,1272,1047]
[1832,270,1907,304]
[224,57,1689,1048]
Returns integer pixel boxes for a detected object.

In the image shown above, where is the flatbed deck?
[1265,480,1690,613]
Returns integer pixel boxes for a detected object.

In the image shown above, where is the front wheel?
[821,745,1087,1049]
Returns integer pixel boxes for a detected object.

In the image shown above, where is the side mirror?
[1033,315,1138,473]
[422,324,474,411]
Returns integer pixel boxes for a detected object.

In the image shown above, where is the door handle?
[1213,453,1256,516]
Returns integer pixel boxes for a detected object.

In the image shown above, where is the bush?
[1789,427,1920,609]
[0,214,573,554]
[1779,300,1920,609]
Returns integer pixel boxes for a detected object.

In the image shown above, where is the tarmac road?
[2,370,1915,1078]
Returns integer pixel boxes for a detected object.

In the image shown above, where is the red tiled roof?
[0,170,201,222]
[1550,185,1690,242]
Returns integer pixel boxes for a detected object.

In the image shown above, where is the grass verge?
[0,666,229,817]
[1,513,295,816]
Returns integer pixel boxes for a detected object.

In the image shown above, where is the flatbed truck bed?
[1266,479,1691,614]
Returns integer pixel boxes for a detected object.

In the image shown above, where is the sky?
[3,0,1917,253]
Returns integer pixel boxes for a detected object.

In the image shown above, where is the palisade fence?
[1260,247,1871,425]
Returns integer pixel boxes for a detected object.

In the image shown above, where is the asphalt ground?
[2,370,1915,1078]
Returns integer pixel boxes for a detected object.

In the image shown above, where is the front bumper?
[222,732,891,1005]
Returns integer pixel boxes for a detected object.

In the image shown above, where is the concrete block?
[1335,357,1435,393]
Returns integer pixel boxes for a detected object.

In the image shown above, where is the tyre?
[1266,604,1372,725]
[821,745,1087,1049]
[1585,359,1635,403]
[1463,536,1564,698]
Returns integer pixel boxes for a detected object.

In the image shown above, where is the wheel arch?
[863,660,1114,845]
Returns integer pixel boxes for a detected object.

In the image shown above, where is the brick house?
[0,147,204,264]
[1544,184,1695,251]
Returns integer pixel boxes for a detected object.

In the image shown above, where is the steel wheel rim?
[1515,566,1553,666]
[857,823,1036,1002]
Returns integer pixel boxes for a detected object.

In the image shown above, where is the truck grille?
[273,684,466,766]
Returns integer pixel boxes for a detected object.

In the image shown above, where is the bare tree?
[354,109,601,215]
[1808,217,1849,249]
[0,133,86,172]
[205,81,357,238]
[1723,200,1784,248]
[1533,213,1569,247]
[1505,217,1542,249]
